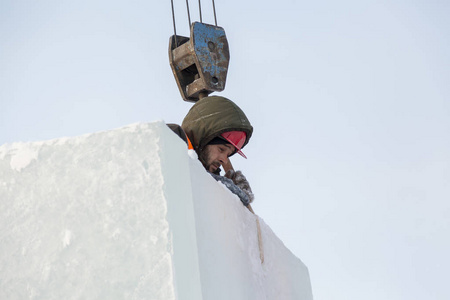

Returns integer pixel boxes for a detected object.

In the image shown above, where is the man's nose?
[218,153,227,165]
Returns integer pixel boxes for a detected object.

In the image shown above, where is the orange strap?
[187,136,194,150]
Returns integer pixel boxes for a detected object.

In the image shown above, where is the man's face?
[200,143,236,173]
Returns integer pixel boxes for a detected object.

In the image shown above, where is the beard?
[199,147,221,175]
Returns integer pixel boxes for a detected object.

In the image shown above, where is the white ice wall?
[0,121,313,300]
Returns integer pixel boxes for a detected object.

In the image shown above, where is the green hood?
[181,96,253,153]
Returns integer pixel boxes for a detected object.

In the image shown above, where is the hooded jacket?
[181,96,253,155]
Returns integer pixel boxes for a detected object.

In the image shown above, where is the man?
[169,95,254,205]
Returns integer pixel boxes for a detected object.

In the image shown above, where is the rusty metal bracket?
[169,22,230,102]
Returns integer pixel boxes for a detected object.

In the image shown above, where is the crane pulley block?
[169,22,230,102]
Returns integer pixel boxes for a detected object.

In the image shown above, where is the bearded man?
[169,96,254,205]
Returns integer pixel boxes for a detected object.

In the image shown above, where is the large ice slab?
[0,121,313,300]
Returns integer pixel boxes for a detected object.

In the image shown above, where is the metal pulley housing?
[169,22,230,102]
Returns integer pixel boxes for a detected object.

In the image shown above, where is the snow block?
[0,122,313,300]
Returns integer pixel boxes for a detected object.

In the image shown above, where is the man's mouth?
[210,162,220,172]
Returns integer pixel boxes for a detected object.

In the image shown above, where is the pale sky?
[1,1,449,299]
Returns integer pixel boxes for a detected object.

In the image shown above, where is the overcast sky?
[1,1,449,299]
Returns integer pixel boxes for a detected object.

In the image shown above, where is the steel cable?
[198,0,203,23]
[186,0,192,27]
[212,0,217,26]
[170,0,178,45]
[171,0,220,37]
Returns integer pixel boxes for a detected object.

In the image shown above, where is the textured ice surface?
[0,121,312,300]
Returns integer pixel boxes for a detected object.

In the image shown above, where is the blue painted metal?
[191,22,229,91]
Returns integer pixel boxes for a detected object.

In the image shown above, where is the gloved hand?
[209,172,250,206]
[224,170,254,203]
